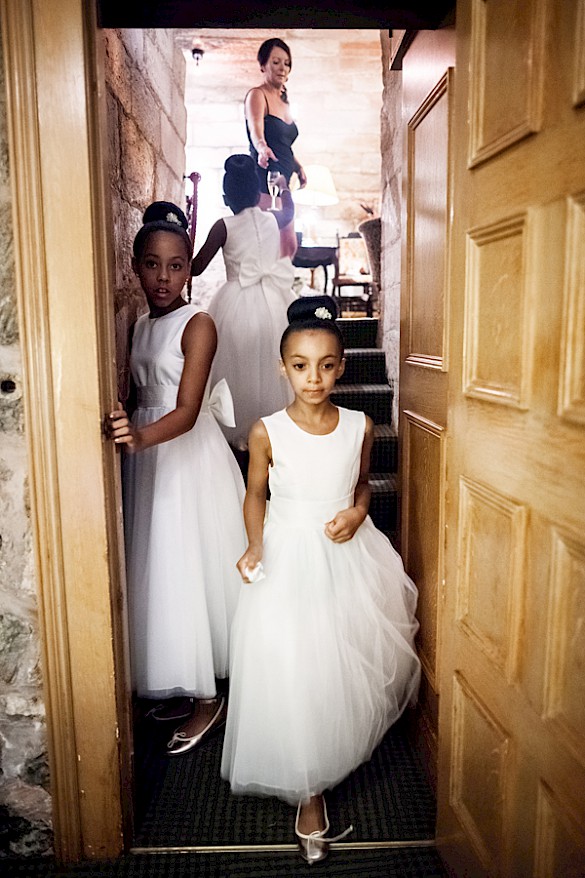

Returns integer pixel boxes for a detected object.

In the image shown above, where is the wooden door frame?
[2,5,464,863]
[1,0,131,862]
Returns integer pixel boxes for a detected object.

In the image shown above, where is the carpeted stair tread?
[336,318,378,349]
[370,472,397,493]
[372,424,398,473]
[338,348,386,385]
[331,384,391,424]
[369,475,398,533]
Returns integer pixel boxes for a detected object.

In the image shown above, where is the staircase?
[331,317,399,547]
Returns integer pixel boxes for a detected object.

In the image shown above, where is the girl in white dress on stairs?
[107,201,246,755]
[221,295,421,864]
[191,154,297,456]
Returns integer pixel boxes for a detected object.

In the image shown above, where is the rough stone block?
[144,40,173,114]
[106,92,121,190]
[121,28,144,66]
[131,71,161,149]
[154,161,183,208]
[0,373,23,433]
[160,115,187,177]
[0,203,16,347]
[120,115,155,206]
[0,781,52,858]
[0,615,36,686]
[171,84,188,142]
[103,31,132,117]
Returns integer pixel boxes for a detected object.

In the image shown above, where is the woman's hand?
[106,404,142,453]
[324,507,366,543]
[296,164,307,188]
[257,143,278,169]
[236,545,264,583]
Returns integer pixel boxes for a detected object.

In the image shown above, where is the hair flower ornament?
[314,307,332,320]
[166,212,182,226]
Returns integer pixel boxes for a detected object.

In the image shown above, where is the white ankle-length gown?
[123,304,246,700]
[221,406,421,804]
[208,206,297,450]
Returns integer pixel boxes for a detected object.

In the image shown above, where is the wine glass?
[267,170,279,211]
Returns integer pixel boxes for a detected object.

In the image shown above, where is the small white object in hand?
[244,562,266,583]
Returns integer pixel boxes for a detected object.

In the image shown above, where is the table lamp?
[293,164,339,244]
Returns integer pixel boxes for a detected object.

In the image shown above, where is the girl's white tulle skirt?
[220,516,421,804]
[123,408,246,700]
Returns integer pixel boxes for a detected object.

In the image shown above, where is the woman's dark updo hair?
[223,154,261,213]
[257,37,292,70]
[133,201,193,260]
[280,295,344,357]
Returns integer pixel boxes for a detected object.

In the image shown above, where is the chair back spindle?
[184,171,201,303]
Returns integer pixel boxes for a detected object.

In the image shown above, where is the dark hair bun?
[287,295,339,325]
[133,201,192,260]
[142,201,188,231]
[224,154,257,179]
[223,154,260,210]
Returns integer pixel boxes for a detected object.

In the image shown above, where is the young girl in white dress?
[221,295,421,864]
[191,154,297,455]
[107,201,246,755]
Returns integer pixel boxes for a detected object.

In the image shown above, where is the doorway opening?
[105,24,439,857]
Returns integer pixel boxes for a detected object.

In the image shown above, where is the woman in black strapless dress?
[245,37,306,258]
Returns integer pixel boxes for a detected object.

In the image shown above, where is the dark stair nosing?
[372,423,398,474]
[336,317,378,349]
[370,472,397,494]
[370,475,398,534]
[339,347,387,385]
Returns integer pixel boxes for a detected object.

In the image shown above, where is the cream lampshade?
[293,165,339,207]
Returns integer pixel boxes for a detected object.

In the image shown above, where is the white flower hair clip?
[314,306,332,320]
[166,211,182,226]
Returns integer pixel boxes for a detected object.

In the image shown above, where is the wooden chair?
[185,171,201,303]
[331,233,373,317]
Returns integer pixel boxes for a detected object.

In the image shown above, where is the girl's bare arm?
[108,312,217,452]
[191,219,227,276]
[236,419,272,580]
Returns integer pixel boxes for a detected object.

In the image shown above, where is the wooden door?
[399,27,456,781]
[437,1,585,875]
[1,0,130,860]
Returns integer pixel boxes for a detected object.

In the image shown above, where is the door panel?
[437,1,585,875]
[399,28,456,780]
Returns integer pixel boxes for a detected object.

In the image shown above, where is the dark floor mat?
[133,711,435,848]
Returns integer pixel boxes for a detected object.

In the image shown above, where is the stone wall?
[379,32,403,428]
[104,28,188,400]
[0,43,52,859]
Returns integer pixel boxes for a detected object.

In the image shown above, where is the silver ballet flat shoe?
[166,696,226,756]
[146,697,194,722]
[294,798,353,865]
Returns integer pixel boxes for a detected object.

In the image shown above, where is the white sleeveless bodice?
[262,407,366,528]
